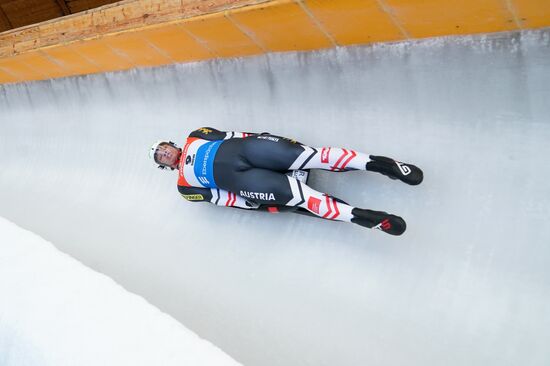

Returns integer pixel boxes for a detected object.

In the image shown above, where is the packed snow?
[0,216,241,366]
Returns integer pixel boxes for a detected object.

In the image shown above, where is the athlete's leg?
[216,166,406,235]
[242,135,369,171]
[290,177,406,235]
[288,145,423,185]
[241,135,423,185]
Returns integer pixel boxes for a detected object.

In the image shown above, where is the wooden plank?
[139,23,214,62]
[41,44,101,75]
[55,0,72,16]
[66,38,135,72]
[0,64,20,83]
[302,0,405,46]
[102,30,173,67]
[0,26,41,57]
[0,4,13,31]
[0,0,271,58]
[67,0,116,14]
[228,0,332,52]
[0,55,46,81]
[510,0,550,29]
[14,50,68,79]
[384,0,518,38]
[180,12,264,58]
[1,0,64,29]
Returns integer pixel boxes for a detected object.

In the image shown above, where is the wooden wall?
[1,0,549,84]
[0,0,118,32]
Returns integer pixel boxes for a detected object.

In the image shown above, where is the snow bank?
[0,216,241,366]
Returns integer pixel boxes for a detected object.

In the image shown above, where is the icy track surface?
[0,216,241,366]
[1,29,550,366]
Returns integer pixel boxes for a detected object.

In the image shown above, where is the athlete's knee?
[293,182,354,221]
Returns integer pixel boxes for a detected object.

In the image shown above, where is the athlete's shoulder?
[188,127,226,141]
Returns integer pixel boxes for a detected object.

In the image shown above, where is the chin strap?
[158,165,175,171]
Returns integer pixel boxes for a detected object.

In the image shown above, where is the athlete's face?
[155,144,180,169]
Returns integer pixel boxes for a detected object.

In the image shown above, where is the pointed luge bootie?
[366,155,423,186]
[351,208,407,236]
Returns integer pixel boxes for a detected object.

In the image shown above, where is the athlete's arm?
[188,127,262,140]
[178,185,259,210]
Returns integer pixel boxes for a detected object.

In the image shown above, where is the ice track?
[1,29,550,366]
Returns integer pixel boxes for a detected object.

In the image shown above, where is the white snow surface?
[0,216,241,366]
[1,29,550,366]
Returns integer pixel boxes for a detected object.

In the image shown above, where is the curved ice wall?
[0,216,241,366]
[1,30,550,366]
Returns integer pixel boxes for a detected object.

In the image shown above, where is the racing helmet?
[149,140,180,170]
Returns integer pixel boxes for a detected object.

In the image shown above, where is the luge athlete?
[149,127,423,235]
